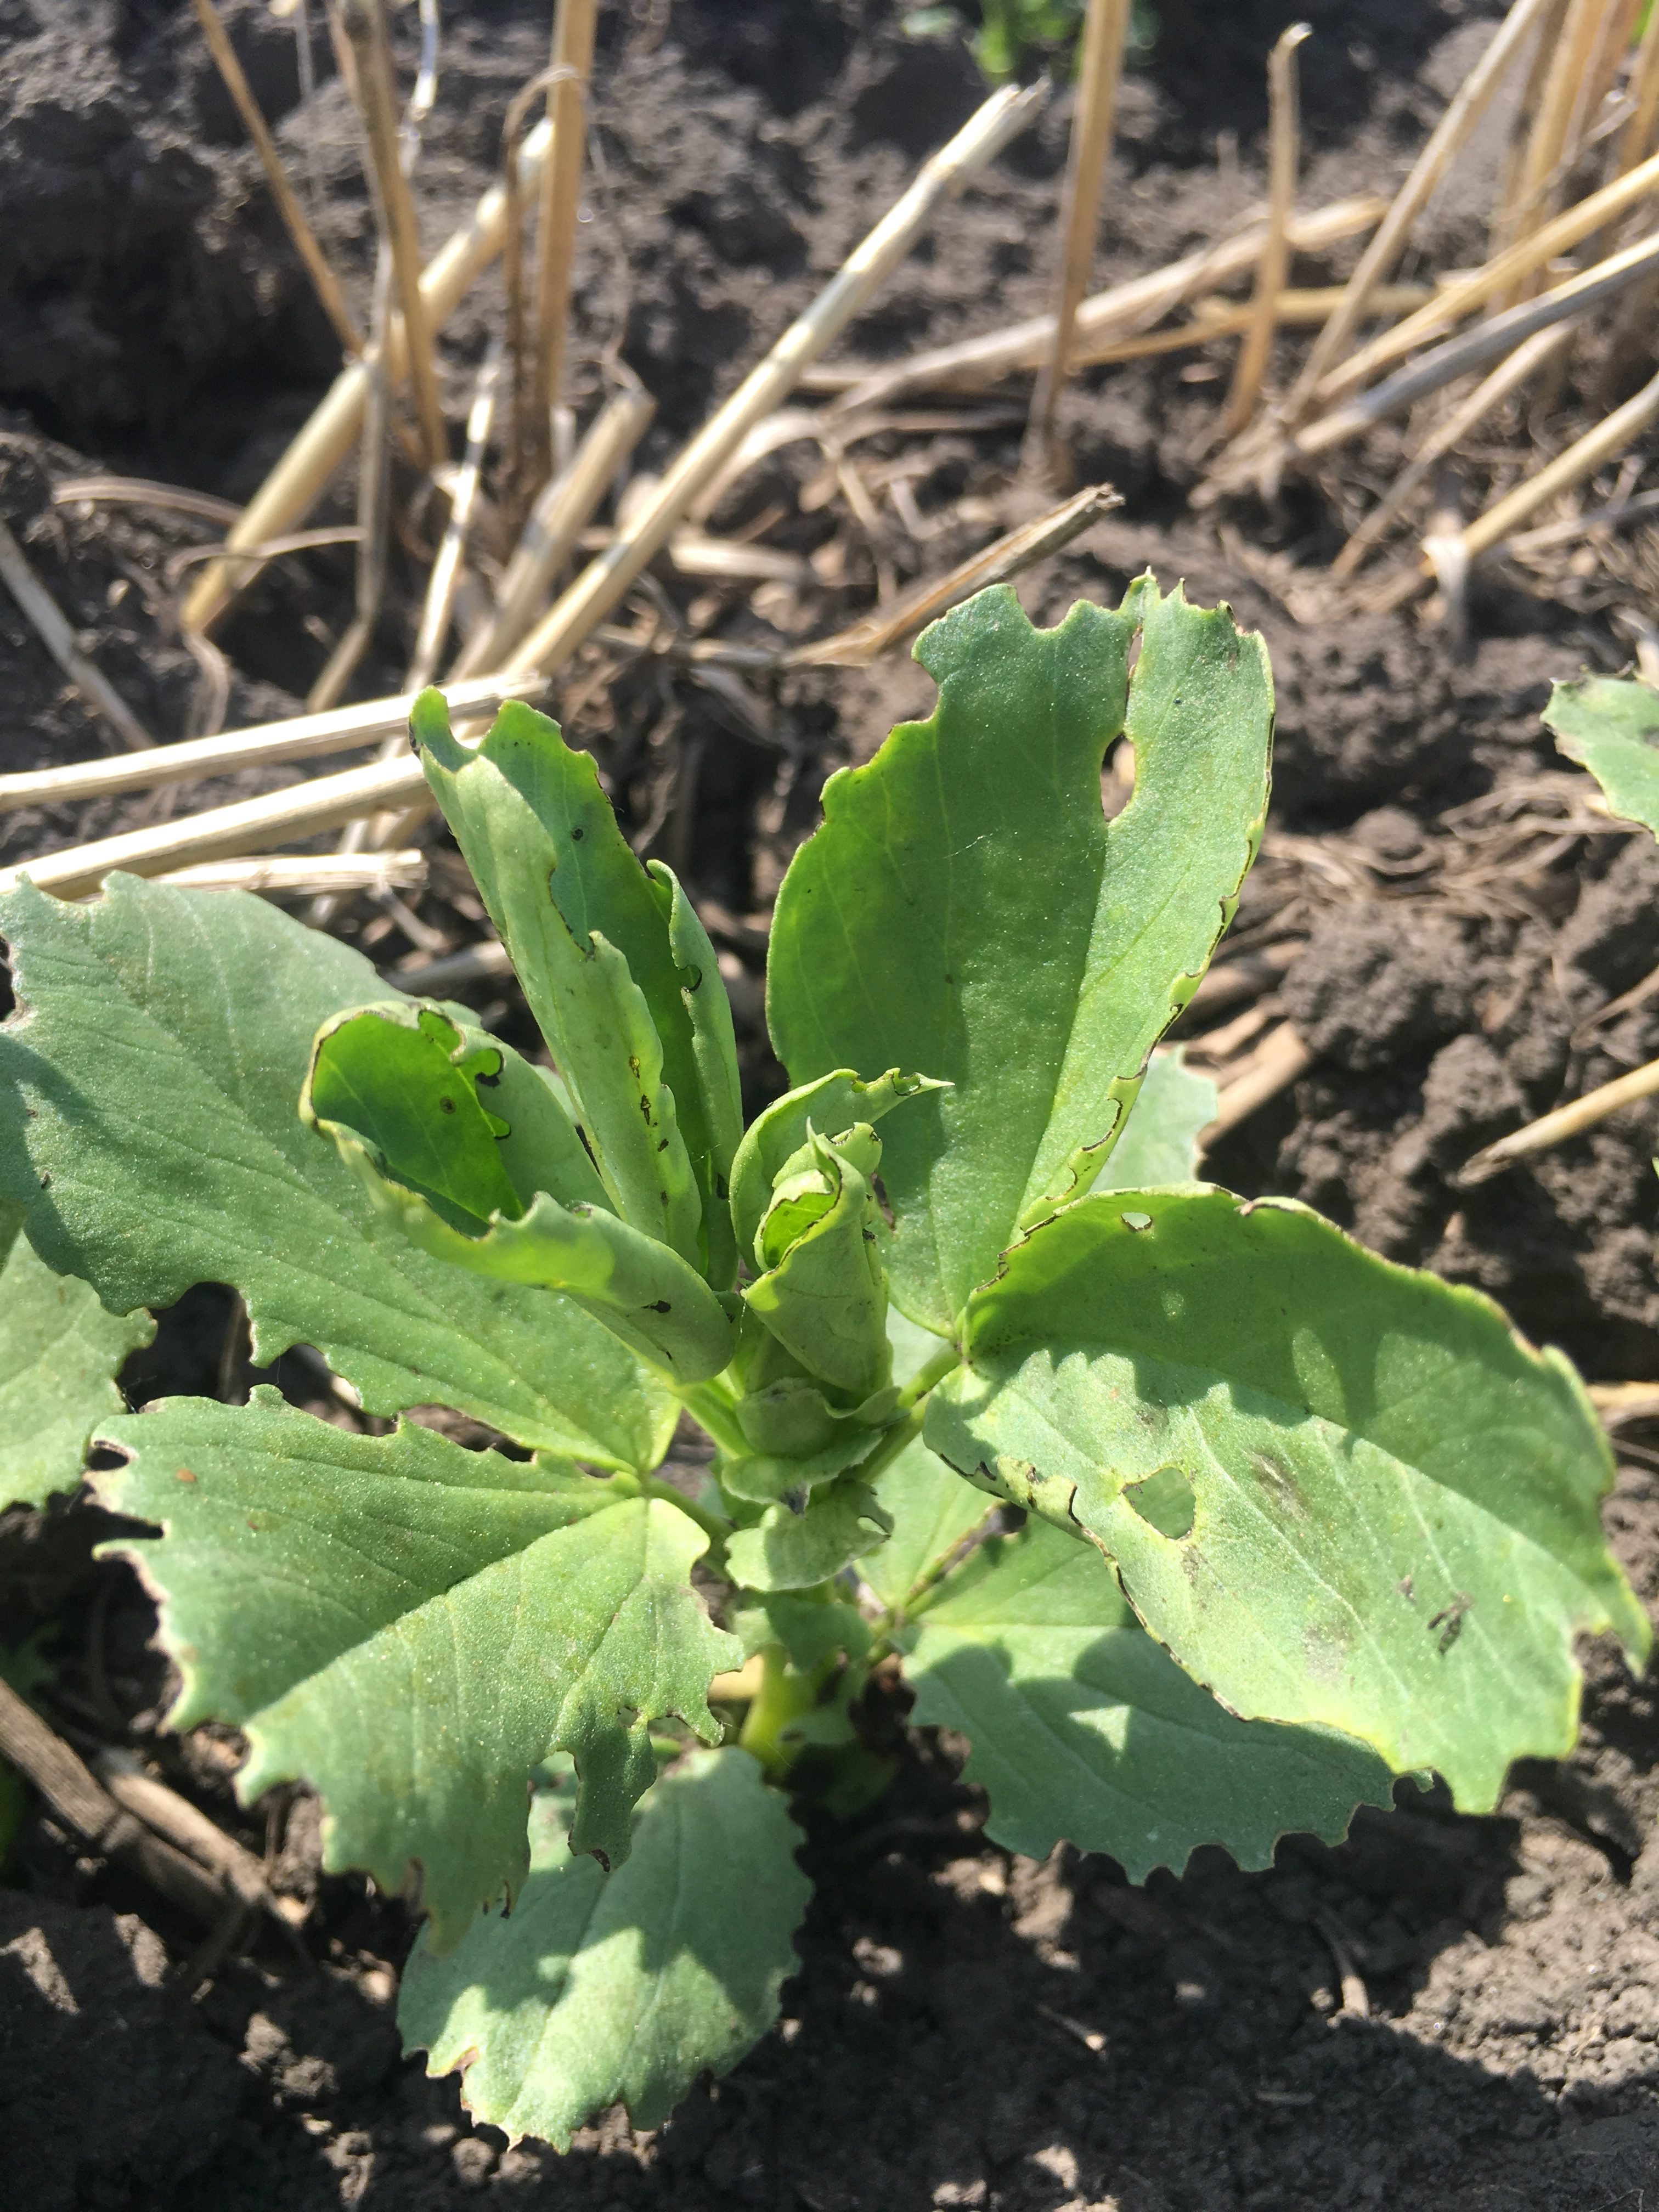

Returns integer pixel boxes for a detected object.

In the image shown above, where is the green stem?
[896,1341,962,1412]
[737,1645,821,1779]
[853,1397,928,1488]
[675,1378,749,1461]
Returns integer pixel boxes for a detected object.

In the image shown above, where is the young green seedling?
[0,578,1643,2149]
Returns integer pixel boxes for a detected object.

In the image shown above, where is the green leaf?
[729,1067,945,1262]
[725,1473,893,1592]
[306,1004,736,1382]
[93,1390,739,1940]
[731,1590,873,1668]
[1544,675,1659,838]
[720,1424,881,1507]
[767,580,1272,1334]
[743,1128,890,1404]
[0,876,672,1469]
[926,1188,1650,1812]
[400,1748,809,2149]
[308,1001,610,1221]
[413,695,729,1271]
[648,860,744,1288]
[1092,1046,1216,1191]
[859,1435,996,1614]
[0,1205,152,1510]
[903,1516,1396,1877]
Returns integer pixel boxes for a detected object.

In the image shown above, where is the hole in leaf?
[1122,1465,1195,1540]
[1120,1209,1153,1232]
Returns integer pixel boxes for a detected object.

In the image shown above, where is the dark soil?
[5,3,1659,2208]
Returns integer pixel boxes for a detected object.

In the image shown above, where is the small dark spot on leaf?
[176,1468,197,1485]
[628,1056,642,1079]
[571,826,585,841]
[658,1138,669,1152]
[871,1173,895,1231]
[439,1096,457,1114]
[38,1171,50,1188]
[640,1096,654,1124]
[476,1068,501,1089]
[647,1300,672,1314]
[862,1227,876,1242]
[1429,1593,1472,1654]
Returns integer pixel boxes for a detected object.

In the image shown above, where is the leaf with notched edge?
[901,1514,1396,1877]
[0,876,673,1469]
[726,1471,893,1592]
[305,1003,736,1381]
[0,1205,153,1511]
[859,1433,996,1616]
[93,1390,738,1939]
[1091,1046,1216,1192]
[413,693,731,1272]
[926,1187,1649,1812]
[767,580,1272,1335]
[400,1750,809,2148]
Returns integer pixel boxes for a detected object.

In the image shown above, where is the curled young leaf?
[926,1187,1650,1812]
[730,1590,873,1669]
[768,580,1272,1334]
[305,1003,736,1381]
[742,1128,891,1405]
[728,1066,946,1260]
[93,1390,740,1943]
[725,1471,893,1592]
[308,1001,609,1222]
[720,1423,882,1507]
[400,1751,809,2149]
[413,693,732,1270]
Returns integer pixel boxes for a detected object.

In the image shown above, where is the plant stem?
[737,1645,823,1779]
[676,1379,749,1461]
[896,1342,962,1412]
[854,1399,929,1488]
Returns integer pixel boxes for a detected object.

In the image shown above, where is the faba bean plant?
[0,579,1645,2147]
